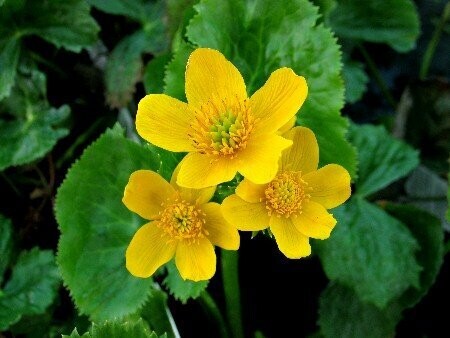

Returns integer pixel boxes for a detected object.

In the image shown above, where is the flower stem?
[198,291,230,338]
[221,250,244,338]
[419,2,450,80]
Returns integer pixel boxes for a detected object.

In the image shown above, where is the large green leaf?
[0,69,70,170]
[0,38,20,100]
[342,59,368,104]
[0,248,61,331]
[317,198,421,308]
[64,319,165,338]
[177,0,356,177]
[56,126,161,321]
[318,283,398,338]
[327,0,420,52]
[87,0,163,24]
[350,123,419,198]
[0,0,99,53]
[163,261,208,304]
[0,214,13,283]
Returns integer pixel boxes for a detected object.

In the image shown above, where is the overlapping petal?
[235,179,267,203]
[170,163,215,204]
[202,203,240,250]
[136,94,195,152]
[221,195,269,231]
[303,164,351,209]
[281,127,319,174]
[269,217,311,259]
[126,223,177,278]
[250,68,308,134]
[185,48,247,109]
[292,201,337,239]
[123,170,175,220]
[175,238,216,281]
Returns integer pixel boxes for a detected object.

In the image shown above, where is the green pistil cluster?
[209,110,243,150]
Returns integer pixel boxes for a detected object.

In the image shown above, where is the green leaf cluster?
[317,123,444,337]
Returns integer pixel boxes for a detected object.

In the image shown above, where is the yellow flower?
[123,167,239,281]
[221,127,351,259]
[136,48,308,189]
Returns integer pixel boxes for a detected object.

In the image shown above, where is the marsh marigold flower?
[221,127,351,258]
[123,167,239,281]
[136,48,308,189]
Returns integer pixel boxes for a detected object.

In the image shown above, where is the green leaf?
[385,203,444,309]
[349,123,419,197]
[0,38,20,100]
[87,0,157,23]
[0,68,70,170]
[143,54,172,94]
[163,260,208,303]
[63,318,165,338]
[342,59,368,103]
[318,283,398,338]
[182,0,357,177]
[0,248,60,331]
[0,214,13,283]
[1,0,99,52]
[327,0,420,52]
[163,41,194,100]
[56,126,161,321]
[317,198,421,308]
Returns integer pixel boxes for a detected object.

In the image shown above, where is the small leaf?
[318,283,398,338]
[163,41,194,100]
[0,248,61,331]
[143,54,172,94]
[317,198,421,308]
[56,126,161,321]
[342,59,368,103]
[0,38,20,100]
[0,214,13,283]
[163,260,208,304]
[350,123,419,197]
[327,0,420,52]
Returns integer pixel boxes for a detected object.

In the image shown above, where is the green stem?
[358,44,397,110]
[198,291,230,338]
[221,250,244,338]
[419,2,450,80]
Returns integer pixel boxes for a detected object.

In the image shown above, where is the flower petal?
[221,195,270,231]
[250,68,307,134]
[136,94,195,152]
[177,153,239,189]
[303,164,351,209]
[238,134,292,184]
[123,170,175,220]
[292,201,337,239]
[175,237,216,281]
[202,202,240,250]
[170,162,215,204]
[126,222,177,278]
[280,126,319,174]
[235,179,267,203]
[278,116,296,134]
[185,48,247,108]
[270,216,311,259]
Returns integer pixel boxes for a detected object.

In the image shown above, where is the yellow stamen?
[264,171,311,217]
[188,96,255,158]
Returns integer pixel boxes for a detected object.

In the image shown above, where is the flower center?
[264,171,311,217]
[157,197,207,243]
[189,97,255,158]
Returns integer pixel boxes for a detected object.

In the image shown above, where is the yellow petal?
[221,195,269,231]
[126,222,177,278]
[202,202,240,250]
[136,94,195,152]
[235,179,267,203]
[185,48,247,109]
[292,201,337,239]
[250,68,307,134]
[238,134,292,184]
[170,162,216,204]
[177,153,239,189]
[175,237,216,281]
[280,127,319,174]
[278,116,296,134]
[270,216,311,259]
[123,170,175,220]
[303,164,351,209]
